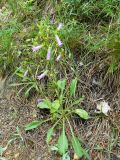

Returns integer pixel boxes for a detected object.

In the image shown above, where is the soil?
[0,87,53,160]
[0,62,120,160]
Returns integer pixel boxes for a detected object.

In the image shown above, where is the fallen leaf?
[14,153,20,159]
[96,101,110,115]
[73,153,79,160]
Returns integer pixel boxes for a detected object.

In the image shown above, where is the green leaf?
[71,96,85,106]
[25,120,43,131]
[71,135,83,158]
[25,85,35,97]
[50,145,58,151]
[57,79,66,92]
[62,153,70,160]
[46,127,54,144]
[70,78,77,97]
[37,100,51,109]
[58,129,68,155]
[51,100,60,113]
[75,109,89,120]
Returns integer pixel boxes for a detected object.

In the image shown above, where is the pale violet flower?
[23,70,28,77]
[37,70,48,80]
[55,35,63,47]
[57,23,63,31]
[46,47,51,60]
[32,45,43,52]
[56,54,61,62]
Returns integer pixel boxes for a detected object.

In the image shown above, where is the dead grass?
[0,52,120,160]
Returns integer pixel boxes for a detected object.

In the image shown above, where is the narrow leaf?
[71,135,83,158]
[57,79,66,92]
[37,100,51,109]
[50,145,58,151]
[58,129,68,155]
[75,109,89,120]
[46,127,54,144]
[25,85,35,97]
[71,96,85,106]
[70,78,77,97]
[25,120,43,131]
[51,100,60,113]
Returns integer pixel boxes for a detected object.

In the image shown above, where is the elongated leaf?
[70,78,77,97]
[71,135,83,158]
[46,127,54,144]
[58,129,68,155]
[57,79,66,92]
[25,120,43,131]
[25,85,35,97]
[37,100,51,109]
[51,100,60,113]
[75,109,89,120]
[50,145,58,151]
[71,96,85,106]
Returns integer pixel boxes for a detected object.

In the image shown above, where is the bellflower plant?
[46,47,51,60]
[37,70,48,80]
[32,45,43,52]
[55,35,63,47]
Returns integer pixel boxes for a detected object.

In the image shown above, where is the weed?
[25,79,90,159]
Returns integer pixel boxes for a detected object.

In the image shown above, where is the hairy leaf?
[75,109,89,120]
[37,100,50,109]
[71,135,83,158]
[71,96,85,106]
[57,79,66,92]
[46,127,54,144]
[25,120,43,131]
[58,129,68,155]
[51,100,60,113]
[70,78,77,97]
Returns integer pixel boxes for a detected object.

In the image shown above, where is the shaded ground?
[0,57,120,160]
[0,91,53,160]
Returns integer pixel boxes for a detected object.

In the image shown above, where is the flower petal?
[37,70,48,80]
[32,45,43,52]
[47,47,51,60]
[55,35,63,47]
